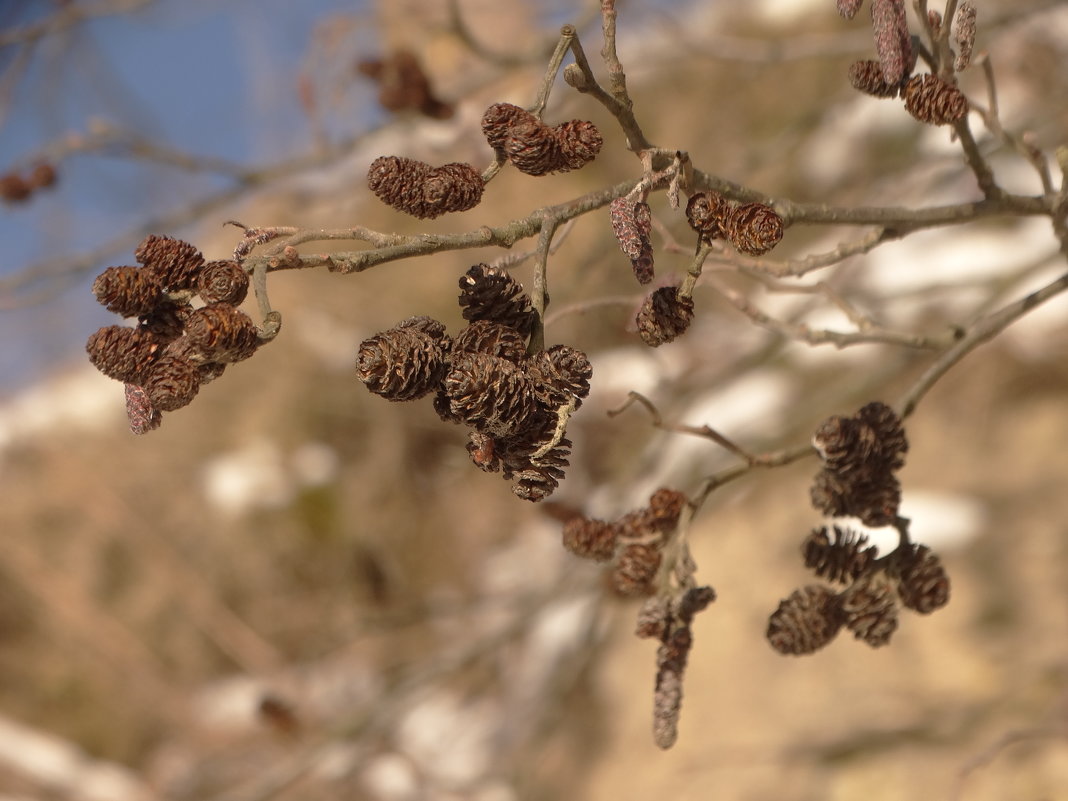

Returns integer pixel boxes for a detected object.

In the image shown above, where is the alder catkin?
[870,0,913,86]
[954,2,977,72]
[610,197,654,284]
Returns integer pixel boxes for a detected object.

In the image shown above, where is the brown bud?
[134,235,205,291]
[92,266,164,317]
[562,517,619,561]
[86,325,162,384]
[766,585,843,655]
[0,173,32,203]
[458,264,536,337]
[636,286,694,347]
[849,59,904,97]
[197,260,249,306]
[610,197,654,284]
[685,191,730,244]
[144,354,201,412]
[871,0,913,85]
[184,304,260,363]
[902,74,968,125]
[724,201,784,256]
[357,316,451,402]
[124,383,161,435]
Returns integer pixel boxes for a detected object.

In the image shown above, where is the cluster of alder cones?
[356,264,591,502]
[366,101,603,220]
[606,189,786,348]
[85,235,260,433]
[841,0,975,126]
[767,402,951,655]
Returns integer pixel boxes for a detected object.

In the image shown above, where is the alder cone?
[442,351,540,437]
[554,119,603,171]
[891,544,950,613]
[0,173,31,203]
[527,344,592,411]
[849,59,903,97]
[903,74,968,125]
[458,264,536,337]
[725,201,784,256]
[184,304,260,363]
[504,119,563,176]
[648,487,687,532]
[481,102,534,153]
[636,286,694,347]
[611,543,662,597]
[86,325,162,384]
[139,300,193,341]
[453,320,527,363]
[367,156,484,219]
[134,234,205,291]
[685,191,729,244]
[92,266,164,317]
[562,517,619,562]
[510,437,571,502]
[766,585,843,655]
[357,316,451,402]
[840,574,899,647]
[197,260,249,305]
[802,526,876,585]
[144,354,201,411]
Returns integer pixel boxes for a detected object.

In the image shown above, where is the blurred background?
[0,0,1066,799]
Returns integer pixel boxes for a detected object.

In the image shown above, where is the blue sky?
[0,0,375,392]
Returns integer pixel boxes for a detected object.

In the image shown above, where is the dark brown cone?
[134,235,205,291]
[422,162,484,216]
[766,585,843,655]
[139,300,192,341]
[143,354,201,412]
[891,544,950,613]
[685,191,729,244]
[510,436,571,502]
[724,201,784,256]
[453,320,528,363]
[856,400,908,470]
[810,467,902,527]
[504,118,563,176]
[86,325,163,384]
[161,336,227,384]
[562,517,619,562]
[813,401,907,473]
[442,351,540,437]
[849,59,904,97]
[636,286,694,347]
[184,304,260,363]
[610,197,654,284]
[611,543,662,597]
[124,383,161,435]
[840,573,899,647]
[356,316,451,402]
[871,0,913,85]
[458,264,536,338]
[554,119,603,171]
[357,49,454,119]
[481,102,535,154]
[903,74,968,125]
[91,266,165,317]
[527,344,592,409]
[197,260,249,306]
[837,0,863,19]
[802,526,876,584]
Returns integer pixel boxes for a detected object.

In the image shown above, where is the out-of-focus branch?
[0,0,153,49]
